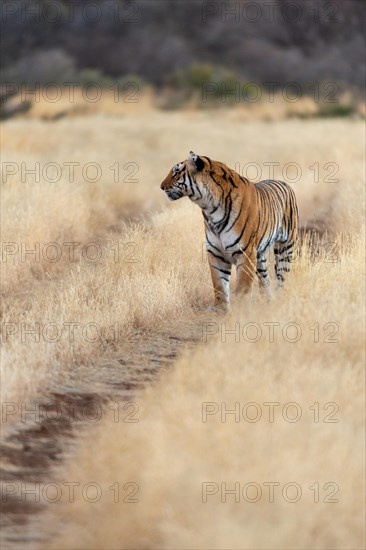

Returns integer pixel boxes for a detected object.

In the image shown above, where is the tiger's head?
[160,151,207,201]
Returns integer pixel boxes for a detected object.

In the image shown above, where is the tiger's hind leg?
[256,250,272,298]
[274,241,295,288]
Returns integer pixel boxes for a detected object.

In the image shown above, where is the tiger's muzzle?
[165,188,183,201]
[160,179,183,201]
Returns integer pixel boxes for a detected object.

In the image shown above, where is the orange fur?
[161,152,298,308]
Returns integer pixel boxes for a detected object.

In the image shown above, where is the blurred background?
[1,0,365,118]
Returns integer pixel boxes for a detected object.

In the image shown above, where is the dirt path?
[1,325,202,549]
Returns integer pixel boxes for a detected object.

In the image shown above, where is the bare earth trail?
[1,324,202,548]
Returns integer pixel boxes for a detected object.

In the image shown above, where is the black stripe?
[186,172,195,196]
[225,215,249,250]
[210,203,219,215]
[279,243,293,253]
[228,175,237,188]
[216,193,232,233]
[206,235,222,253]
[211,266,231,276]
[203,157,212,170]
[207,250,228,263]
[224,203,242,234]
[210,172,224,191]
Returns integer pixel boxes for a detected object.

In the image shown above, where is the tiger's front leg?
[207,250,232,311]
[235,246,257,297]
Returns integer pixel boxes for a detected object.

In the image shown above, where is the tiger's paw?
[206,302,229,314]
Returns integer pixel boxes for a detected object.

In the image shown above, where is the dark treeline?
[1,0,365,89]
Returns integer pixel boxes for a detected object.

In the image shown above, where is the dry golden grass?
[0,116,160,297]
[1,111,365,548]
[7,86,365,121]
[1,204,209,405]
[42,236,365,549]
[37,227,365,549]
[39,237,365,549]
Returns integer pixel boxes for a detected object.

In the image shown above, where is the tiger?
[160,151,299,310]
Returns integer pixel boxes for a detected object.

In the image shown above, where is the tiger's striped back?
[254,179,298,254]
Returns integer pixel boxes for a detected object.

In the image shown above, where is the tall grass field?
[1,109,365,549]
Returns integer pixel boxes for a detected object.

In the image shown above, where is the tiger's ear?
[188,151,205,172]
